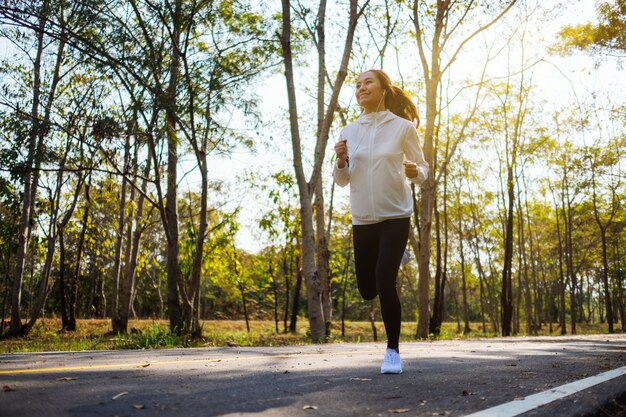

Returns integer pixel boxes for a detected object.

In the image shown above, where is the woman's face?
[356,71,385,112]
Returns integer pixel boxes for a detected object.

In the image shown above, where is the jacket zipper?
[368,121,375,219]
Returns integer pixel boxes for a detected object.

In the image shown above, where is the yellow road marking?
[0,348,381,375]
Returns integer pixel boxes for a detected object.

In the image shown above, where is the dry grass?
[0,318,619,353]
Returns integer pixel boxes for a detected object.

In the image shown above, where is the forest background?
[0,0,625,348]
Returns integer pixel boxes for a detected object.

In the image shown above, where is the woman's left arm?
[403,125,429,185]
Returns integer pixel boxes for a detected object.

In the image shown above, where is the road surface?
[1,335,625,416]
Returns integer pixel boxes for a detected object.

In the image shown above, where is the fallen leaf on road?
[112,392,128,400]
[303,405,318,410]
[389,408,410,413]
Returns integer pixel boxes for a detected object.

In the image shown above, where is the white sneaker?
[380,348,403,374]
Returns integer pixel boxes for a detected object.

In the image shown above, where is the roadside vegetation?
[2,1,625,347]
[1,319,618,353]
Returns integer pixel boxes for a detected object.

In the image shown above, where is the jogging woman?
[333,69,428,374]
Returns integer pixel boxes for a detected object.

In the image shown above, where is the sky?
[2,1,622,254]
[202,0,625,253]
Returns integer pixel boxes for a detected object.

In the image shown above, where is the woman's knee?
[358,283,378,300]
[376,282,399,303]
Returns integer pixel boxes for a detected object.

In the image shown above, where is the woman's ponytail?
[386,85,420,127]
[364,69,420,127]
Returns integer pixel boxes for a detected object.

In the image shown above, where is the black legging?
[352,217,410,350]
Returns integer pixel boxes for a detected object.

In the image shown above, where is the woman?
[333,69,428,374]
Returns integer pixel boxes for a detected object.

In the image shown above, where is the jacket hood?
[357,110,397,126]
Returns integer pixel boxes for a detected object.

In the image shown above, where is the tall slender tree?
[411,0,518,338]
[279,0,368,342]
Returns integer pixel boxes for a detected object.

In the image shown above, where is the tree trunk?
[555,203,567,335]
[501,162,515,336]
[289,255,303,333]
[280,0,363,342]
[283,250,291,333]
[314,181,332,337]
[591,168,616,333]
[516,186,534,335]
[164,0,187,334]
[411,0,518,339]
[9,0,50,336]
[59,230,69,329]
[239,280,250,333]
[483,252,496,332]
[415,2,451,339]
[468,202,488,333]
[280,0,322,341]
[119,146,150,333]
[29,162,84,335]
[599,230,614,333]
[340,238,351,337]
[565,189,577,334]
[111,137,130,332]
[269,259,279,333]
[67,182,90,331]
[430,169,447,335]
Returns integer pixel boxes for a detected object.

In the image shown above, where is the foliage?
[2,318,621,353]
[555,0,626,55]
[0,1,624,343]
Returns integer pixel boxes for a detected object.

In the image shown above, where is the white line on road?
[464,365,626,417]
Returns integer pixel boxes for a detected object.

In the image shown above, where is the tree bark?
[9,0,50,335]
[281,0,365,342]
[501,159,515,336]
[591,161,617,334]
[411,0,518,339]
[456,193,471,335]
[67,182,90,331]
[289,252,303,333]
[119,142,150,333]
[164,0,187,334]
[111,136,130,332]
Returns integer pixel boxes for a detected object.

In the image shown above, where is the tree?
[411,0,518,338]
[279,0,368,342]
[0,0,106,335]
[258,171,302,333]
[557,1,626,56]
[588,137,623,333]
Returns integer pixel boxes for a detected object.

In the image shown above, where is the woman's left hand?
[403,161,418,178]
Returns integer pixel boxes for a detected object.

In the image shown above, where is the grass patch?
[0,318,620,353]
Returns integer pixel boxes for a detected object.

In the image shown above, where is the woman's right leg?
[352,223,379,300]
[375,218,410,351]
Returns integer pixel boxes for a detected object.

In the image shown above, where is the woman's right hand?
[335,139,348,168]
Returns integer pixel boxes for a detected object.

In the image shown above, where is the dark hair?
[364,69,420,127]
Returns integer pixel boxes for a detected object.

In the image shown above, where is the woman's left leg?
[375,217,410,351]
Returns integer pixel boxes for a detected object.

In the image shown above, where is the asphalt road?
[1,334,625,417]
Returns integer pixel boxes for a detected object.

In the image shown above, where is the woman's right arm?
[333,136,350,187]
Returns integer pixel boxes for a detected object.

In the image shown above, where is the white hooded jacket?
[333,110,429,225]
